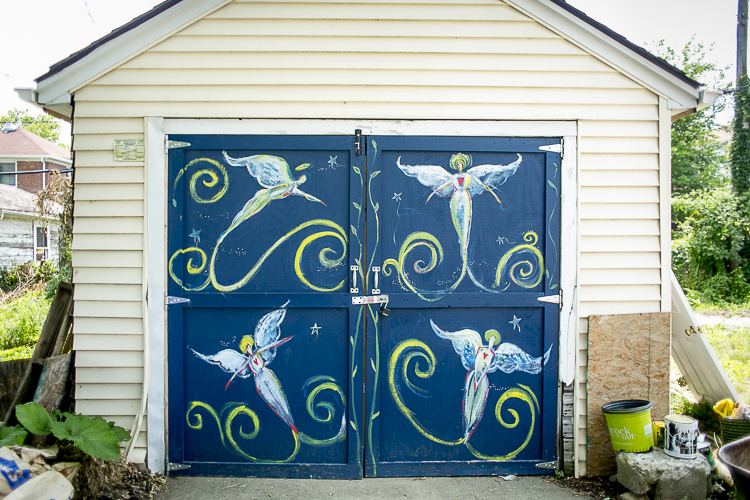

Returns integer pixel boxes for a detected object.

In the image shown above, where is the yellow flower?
[713,398,738,418]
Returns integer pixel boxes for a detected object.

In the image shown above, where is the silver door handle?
[350,265,359,293]
[372,266,381,294]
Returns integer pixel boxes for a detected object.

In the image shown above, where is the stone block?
[615,448,711,500]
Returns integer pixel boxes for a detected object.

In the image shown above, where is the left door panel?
[167,135,364,478]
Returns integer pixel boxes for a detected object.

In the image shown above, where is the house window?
[34,224,48,261]
[0,162,15,186]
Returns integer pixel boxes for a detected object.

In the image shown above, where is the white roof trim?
[0,156,72,165]
[503,0,699,108]
[34,0,699,115]
[34,0,231,118]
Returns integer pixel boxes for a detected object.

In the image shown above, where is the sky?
[0,0,741,145]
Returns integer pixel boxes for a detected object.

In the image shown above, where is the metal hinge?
[535,461,556,470]
[539,139,563,157]
[537,291,562,308]
[168,462,191,471]
[354,129,363,156]
[352,294,389,305]
[166,296,191,306]
[167,140,191,150]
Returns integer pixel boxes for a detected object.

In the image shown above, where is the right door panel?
[364,136,561,476]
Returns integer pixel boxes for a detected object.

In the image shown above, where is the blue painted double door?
[166,134,560,478]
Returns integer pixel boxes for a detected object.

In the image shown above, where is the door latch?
[352,295,389,306]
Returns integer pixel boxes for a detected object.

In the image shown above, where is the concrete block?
[615,448,711,500]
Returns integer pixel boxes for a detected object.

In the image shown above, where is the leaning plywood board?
[671,271,740,404]
[587,312,671,476]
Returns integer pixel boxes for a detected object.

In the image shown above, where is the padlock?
[380,307,391,317]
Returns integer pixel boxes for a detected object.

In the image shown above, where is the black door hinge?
[355,129,363,156]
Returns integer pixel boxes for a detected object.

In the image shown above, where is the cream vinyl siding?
[70,0,665,471]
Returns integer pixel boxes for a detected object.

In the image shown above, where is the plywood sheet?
[587,312,671,476]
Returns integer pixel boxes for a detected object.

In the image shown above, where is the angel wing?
[190,348,251,378]
[466,154,523,195]
[253,306,288,363]
[430,319,483,372]
[489,342,551,375]
[397,156,455,198]
[223,152,295,188]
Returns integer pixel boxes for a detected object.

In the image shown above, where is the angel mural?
[430,319,551,440]
[221,151,326,236]
[190,303,298,433]
[396,153,522,259]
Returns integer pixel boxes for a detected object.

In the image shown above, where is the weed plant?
[0,291,51,353]
[703,323,750,404]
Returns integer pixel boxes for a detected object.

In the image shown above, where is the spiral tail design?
[298,376,348,446]
[493,232,544,291]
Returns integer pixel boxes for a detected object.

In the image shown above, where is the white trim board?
[148,117,579,470]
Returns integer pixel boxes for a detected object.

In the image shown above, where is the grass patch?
[703,323,750,404]
[0,291,51,359]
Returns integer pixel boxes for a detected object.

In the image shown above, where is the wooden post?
[740,0,748,84]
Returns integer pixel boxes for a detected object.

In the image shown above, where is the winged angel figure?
[397,153,522,257]
[190,303,298,433]
[221,151,326,236]
[430,319,551,440]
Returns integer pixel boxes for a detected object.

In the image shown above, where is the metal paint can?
[664,414,699,459]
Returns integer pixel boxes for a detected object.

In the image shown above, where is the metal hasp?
[352,295,389,305]
[166,296,191,305]
[354,129,363,156]
[538,141,563,156]
[168,463,191,471]
[537,291,562,308]
[350,265,359,293]
[534,461,556,469]
[167,140,191,150]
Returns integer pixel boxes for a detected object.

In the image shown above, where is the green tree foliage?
[648,39,730,194]
[672,188,749,304]
[0,108,63,145]
[731,75,750,201]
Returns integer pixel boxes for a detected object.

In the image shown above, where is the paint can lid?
[666,414,697,424]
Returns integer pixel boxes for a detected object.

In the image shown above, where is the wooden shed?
[22,0,713,478]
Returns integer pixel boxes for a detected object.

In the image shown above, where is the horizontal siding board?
[579,268,661,285]
[580,252,661,269]
[579,219,660,236]
[72,234,143,251]
[73,267,142,284]
[95,416,147,432]
[74,400,141,415]
[75,167,144,184]
[75,383,142,400]
[72,251,143,269]
[74,184,143,201]
[76,368,144,383]
[579,203,659,220]
[579,137,659,154]
[578,120,659,138]
[579,170,659,187]
[75,85,657,106]
[73,134,143,151]
[121,52,607,72]
[74,300,143,318]
[578,286,661,302]
[579,301,661,318]
[208,2,534,21]
[74,217,144,234]
[74,151,143,168]
[73,284,142,301]
[579,153,659,171]
[154,35,586,55]
[74,200,144,217]
[74,334,144,350]
[72,118,144,135]
[76,351,143,368]
[579,236,661,253]
[177,19,562,38]
[73,101,660,121]
[579,186,659,204]
[73,317,143,335]
[97,69,638,89]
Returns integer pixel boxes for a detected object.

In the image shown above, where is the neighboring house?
[20,0,720,478]
[0,125,71,194]
[0,183,60,267]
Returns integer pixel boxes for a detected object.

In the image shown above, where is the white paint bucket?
[664,414,699,459]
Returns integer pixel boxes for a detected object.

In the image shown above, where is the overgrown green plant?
[0,261,56,294]
[36,171,72,298]
[672,188,750,304]
[1,402,131,462]
[732,74,750,203]
[671,396,723,434]
[0,292,51,351]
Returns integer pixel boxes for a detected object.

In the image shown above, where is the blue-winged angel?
[396,153,522,258]
[190,303,298,434]
[430,319,551,440]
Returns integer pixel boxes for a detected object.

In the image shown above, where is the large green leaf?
[16,402,53,436]
[51,413,121,462]
[0,424,27,447]
[108,422,132,443]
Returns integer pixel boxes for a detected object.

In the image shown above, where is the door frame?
[145,118,579,474]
